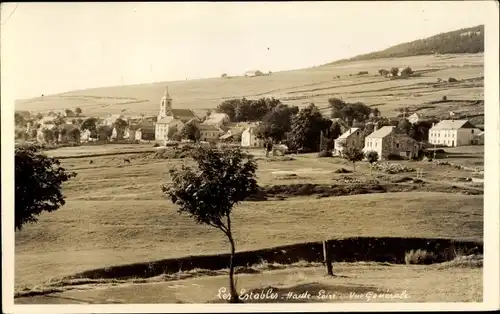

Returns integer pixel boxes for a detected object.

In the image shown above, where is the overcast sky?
[0,2,493,102]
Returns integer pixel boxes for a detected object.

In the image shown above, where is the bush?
[442,95,448,101]
[357,71,369,75]
[318,150,333,158]
[404,249,437,265]
[448,77,458,83]
[333,168,352,174]
[153,143,160,147]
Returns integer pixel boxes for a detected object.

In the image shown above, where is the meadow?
[15,54,484,123]
[15,144,484,291]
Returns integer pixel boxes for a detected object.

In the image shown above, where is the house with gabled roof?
[428,119,482,147]
[333,127,364,156]
[363,126,420,160]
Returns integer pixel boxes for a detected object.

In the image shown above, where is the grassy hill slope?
[15,26,484,120]
[329,25,484,64]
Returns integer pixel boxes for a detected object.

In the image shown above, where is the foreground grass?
[15,192,483,288]
[15,260,482,304]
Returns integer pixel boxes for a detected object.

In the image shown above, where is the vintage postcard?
[2,1,499,313]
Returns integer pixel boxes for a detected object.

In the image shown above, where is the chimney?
[374,125,378,131]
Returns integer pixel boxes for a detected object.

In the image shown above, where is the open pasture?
[16,54,483,119]
[15,146,484,288]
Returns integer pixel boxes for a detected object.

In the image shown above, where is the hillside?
[329,25,484,64]
[15,26,484,120]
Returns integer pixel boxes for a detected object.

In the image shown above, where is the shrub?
[442,95,448,101]
[334,168,351,174]
[318,150,333,158]
[387,153,404,160]
[448,77,458,83]
[404,249,437,265]
[357,71,369,75]
[153,143,160,147]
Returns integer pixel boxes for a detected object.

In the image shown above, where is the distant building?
[203,112,230,128]
[198,123,222,142]
[241,125,264,148]
[333,128,364,156]
[364,126,420,160]
[408,113,421,124]
[428,120,482,147]
[80,129,92,142]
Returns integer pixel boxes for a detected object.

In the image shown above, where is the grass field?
[15,261,482,303]
[15,144,484,291]
[15,53,484,121]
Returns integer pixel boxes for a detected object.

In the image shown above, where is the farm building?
[333,128,364,156]
[428,120,482,147]
[203,112,230,128]
[241,125,265,148]
[363,126,420,160]
[198,123,222,142]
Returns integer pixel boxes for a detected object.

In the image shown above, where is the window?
[471,129,474,134]
[396,143,399,149]
[375,141,378,148]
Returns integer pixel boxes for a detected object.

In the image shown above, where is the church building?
[155,87,199,141]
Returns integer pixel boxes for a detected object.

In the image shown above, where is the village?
[15,83,485,161]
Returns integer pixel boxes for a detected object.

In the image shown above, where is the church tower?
[158,87,173,120]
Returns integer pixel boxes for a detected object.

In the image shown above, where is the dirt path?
[15,263,481,304]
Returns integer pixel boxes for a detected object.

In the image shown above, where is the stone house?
[363,126,420,160]
[333,128,364,156]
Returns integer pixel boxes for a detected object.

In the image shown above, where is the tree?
[221,73,228,78]
[365,151,379,174]
[68,128,81,143]
[287,104,332,152]
[96,125,113,141]
[400,66,413,77]
[163,146,258,303]
[15,113,25,126]
[75,107,82,116]
[64,109,75,117]
[390,67,399,77]
[343,147,364,172]
[42,128,55,143]
[35,113,43,120]
[81,117,98,133]
[328,97,346,119]
[397,118,413,135]
[378,69,389,77]
[180,122,201,142]
[256,105,298,143]
[113,118,128,140]
[15,144,77,230]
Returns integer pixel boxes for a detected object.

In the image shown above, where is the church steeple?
[164,86,172,100]
[158,86,173,120]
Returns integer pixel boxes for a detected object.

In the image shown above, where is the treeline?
[215,97,294,122]
[329,25,484,64]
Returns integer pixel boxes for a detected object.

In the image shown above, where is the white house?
[333,128,364,156]
[155,116,184,141]
[241,126,264,148]
[428,120,482,147]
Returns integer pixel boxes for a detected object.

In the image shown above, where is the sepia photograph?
[1,1,499,312]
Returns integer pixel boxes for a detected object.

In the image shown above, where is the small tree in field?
[343,147,364,172]
[163,146,258,303]
[365,150,379,174]
[75,107,82,116]
[15,145,77,230]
